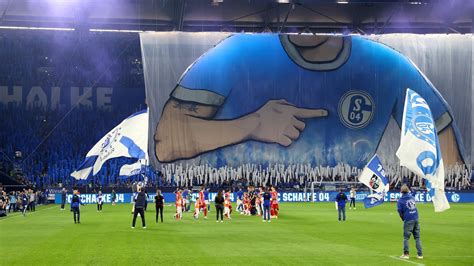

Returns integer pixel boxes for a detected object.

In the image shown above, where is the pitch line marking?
[0,205,57,221]
[389,256,425,266]
[429,256,474,258]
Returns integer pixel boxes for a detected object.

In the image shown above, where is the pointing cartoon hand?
[248,99,328,146]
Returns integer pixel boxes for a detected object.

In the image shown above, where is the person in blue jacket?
[397,185,423,260]
[71,189,85,224]
[335,189,348,221]
[262,187,272,222]
[204,188,210,212]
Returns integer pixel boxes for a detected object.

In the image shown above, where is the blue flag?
[363,193,385,208]
[358,154,389,208]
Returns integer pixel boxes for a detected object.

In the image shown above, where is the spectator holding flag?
[397,185,423,260]
[335,189,348,221]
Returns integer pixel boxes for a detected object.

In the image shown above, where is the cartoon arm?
[155,98,327,162]
[438,125,463,167]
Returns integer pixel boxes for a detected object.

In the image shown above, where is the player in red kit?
[270,186,279,219]
[194,187,208,219]
[243,192,251,216]
[174,189,183,220]
[224,190,232,219]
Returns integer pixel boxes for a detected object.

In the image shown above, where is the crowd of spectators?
[0,186,48,217]
[0,31,143,88]
[0,30,145,190]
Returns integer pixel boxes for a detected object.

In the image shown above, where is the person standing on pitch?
[215,190,224,222]
[182,188,189,212]
[397,185,423,260]
[71,189,84,224]
[9,192,17,213]
[60,188,67,210]
[111,189,117,206]
[335,189,348,221]
[132,187,146,229]
[262,187,271,222]
[185,188,192,212]
[97,191,103,212]
[204,188,210,212]
[21,190,28,216]
[28,189,36,212]
[155,189,164,223]
[236,188,244,214]
[349,187,356,210]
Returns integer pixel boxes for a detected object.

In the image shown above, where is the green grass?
[1,202,473,265]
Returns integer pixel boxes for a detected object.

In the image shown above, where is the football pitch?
[1,202,473,265]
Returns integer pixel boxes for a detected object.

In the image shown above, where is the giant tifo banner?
[141,33,472,170]
[55,191,474,204]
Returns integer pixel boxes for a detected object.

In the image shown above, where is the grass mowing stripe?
[0,202,472,265]
[0,205,57,220]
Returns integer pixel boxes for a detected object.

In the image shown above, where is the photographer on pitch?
[132,187,147,229]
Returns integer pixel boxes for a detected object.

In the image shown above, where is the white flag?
[396,89,449,212]
[119,160,145,177]
[71,109,149,180]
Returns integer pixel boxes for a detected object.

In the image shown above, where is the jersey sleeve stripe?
[170,85,225,106]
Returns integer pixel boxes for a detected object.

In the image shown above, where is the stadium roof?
[0,0,471,34]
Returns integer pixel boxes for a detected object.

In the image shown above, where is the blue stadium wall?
[55,191,474,204]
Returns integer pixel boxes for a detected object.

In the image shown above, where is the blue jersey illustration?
[169,34,457,168]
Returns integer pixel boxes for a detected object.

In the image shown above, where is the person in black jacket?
[155,189,164,223]
[132,187,147,229]
[214,190,224,222]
